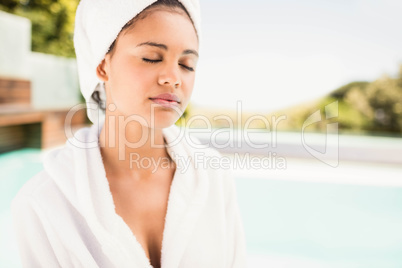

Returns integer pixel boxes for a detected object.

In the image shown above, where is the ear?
[96,59,109,82]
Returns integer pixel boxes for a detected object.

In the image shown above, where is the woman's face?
[97,8,199,129]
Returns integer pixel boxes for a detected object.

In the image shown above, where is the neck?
[98,114,171,179]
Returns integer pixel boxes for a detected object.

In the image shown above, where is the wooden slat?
[0,77,31,105]
[0,112,43,127]
[0,105,88,153]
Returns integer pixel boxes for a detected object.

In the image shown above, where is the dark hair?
[92,90,105,110]
[106,0,195,57]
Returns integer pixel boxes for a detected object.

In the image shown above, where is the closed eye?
[142,58,161,63]
[143,58,194,72]
[180,64,194,72]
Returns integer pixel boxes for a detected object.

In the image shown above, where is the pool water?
[2,148,402,267]
[237,178,402,267]
[0,149,44,267]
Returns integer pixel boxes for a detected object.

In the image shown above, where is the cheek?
[109,62,153,103]
[182,74,196,101]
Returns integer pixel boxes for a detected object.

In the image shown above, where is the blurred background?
[1,0,402,267]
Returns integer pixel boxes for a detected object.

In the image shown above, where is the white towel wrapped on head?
[73,0,201,124]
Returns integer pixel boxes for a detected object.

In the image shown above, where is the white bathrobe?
[11,122,247,268]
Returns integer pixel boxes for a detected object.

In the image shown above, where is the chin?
[151,105,184,128]
[150,113,181,129]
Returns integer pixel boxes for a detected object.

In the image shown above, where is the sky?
[191,0,402,112]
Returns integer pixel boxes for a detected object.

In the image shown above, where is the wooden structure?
[0,76,88,153]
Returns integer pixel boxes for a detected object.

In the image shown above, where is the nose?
[158,63,181,89]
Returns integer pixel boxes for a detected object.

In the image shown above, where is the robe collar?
[44,122,209,267]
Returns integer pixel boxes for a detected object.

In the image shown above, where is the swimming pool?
[0,149,44,267]
[237,178,402,267]
[2,148,402,267]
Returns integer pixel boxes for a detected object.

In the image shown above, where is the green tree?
[365,70,402,133]
[269,64,402,135]
[0,0,79,57]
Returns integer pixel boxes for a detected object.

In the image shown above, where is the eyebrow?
[136,41,199,57]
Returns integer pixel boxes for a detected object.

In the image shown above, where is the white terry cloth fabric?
[74,0,201,124]
[11,122,247,268]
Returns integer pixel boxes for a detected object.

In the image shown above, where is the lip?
[150,93,180,102]
[149,93,181,108]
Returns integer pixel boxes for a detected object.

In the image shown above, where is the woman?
[11,0,247,267]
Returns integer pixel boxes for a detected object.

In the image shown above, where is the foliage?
[364,74,402,133]
[329,81,369,99]
[274,65,402,135]
[0,0,79,58]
